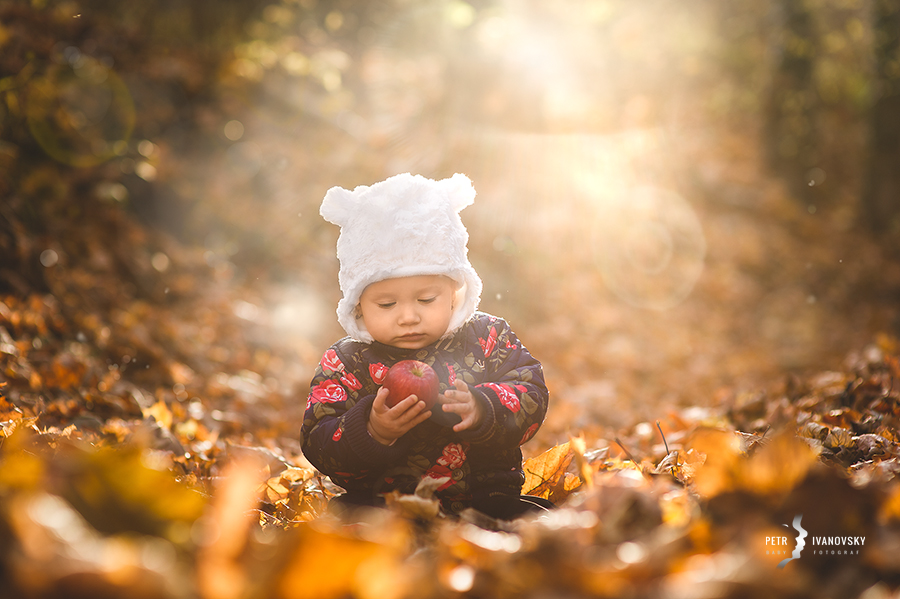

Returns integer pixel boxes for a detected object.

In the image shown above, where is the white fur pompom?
[319,185,360,227]
[443,173,476,212]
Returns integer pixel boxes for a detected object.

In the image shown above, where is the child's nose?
[397,304,421,324]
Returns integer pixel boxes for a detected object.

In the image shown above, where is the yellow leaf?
[278,527,407,599]
[280,467,315,484]
[522,441,573,500]
[563,472,583,493]
[660,488,696,528]
[263,479,291,504]
[142,399,172,430]
[569,433,593,490]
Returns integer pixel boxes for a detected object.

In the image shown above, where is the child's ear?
[353,304,362,319]
[452,280,466,310]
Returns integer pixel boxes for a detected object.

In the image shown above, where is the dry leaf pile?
[3,308,900,598]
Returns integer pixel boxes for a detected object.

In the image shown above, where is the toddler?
[299,173,550,519]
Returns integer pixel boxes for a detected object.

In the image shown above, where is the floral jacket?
[299,312,549,514]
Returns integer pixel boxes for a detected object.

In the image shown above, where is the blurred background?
[4,2,900,597]
[2,0,900,454]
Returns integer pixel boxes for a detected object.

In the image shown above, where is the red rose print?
[309,380,347,405]
[482,383,520,412]
[519,423,539,445]
[446,363,456,385]
[332,427,343,441]
[341,371,362,391]
[505,340,518,349]
[437,442,468,469]
[422,464,454,491]
[320,349,344,373]
[369,362,388,385]
[479,327,498,357]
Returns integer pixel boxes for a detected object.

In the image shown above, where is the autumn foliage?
[3,287,900,597]
[3,1,900,598]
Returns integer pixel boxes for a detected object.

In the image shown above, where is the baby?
[299,173,550,519]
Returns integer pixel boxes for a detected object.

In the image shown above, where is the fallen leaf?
[522,441,573,501]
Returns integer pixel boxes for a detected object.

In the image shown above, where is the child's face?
[358,275,457,349]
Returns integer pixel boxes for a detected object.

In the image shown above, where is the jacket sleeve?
[298,345,409,479]
[457,316,549,449]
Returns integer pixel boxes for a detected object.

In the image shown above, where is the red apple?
[383,360,439,409]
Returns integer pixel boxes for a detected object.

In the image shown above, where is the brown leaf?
[824,427,853,450]
[799,420,829,441]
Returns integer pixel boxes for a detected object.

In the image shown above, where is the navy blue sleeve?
[459,316,548,449]
[299,346,409,478]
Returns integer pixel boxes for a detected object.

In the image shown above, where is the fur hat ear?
[443,173,476,212]
[319,185,360,227]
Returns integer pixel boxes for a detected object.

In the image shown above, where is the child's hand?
[439,380,485,433]
[367,387,432,445]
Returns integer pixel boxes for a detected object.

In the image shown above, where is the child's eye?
[419,297,436,304]
[377,302,395,309]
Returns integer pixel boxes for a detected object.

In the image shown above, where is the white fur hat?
[320,172,483,343]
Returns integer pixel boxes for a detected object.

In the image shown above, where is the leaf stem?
[656,420,669,454]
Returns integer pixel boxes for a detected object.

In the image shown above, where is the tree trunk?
[765,0,820,204]
[862,0,900,236]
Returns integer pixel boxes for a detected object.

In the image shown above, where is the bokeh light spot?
[138,139,156,157]
[447,565,475,592]
[325,11,344,32]
[96,181,128,202]
[617,541,648,564]
[26,56,135,167]
[224,120,245,141]
[445,1,475,29]
[135,161,157,181]
[40,249,59,267]
[281,52,310,76]
[623,220,674,275]
[806,167,826,186]
[151,252,170,272]
[593,186,706,310]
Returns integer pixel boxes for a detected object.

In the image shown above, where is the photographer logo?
[766,514,864,568]
[772,514,806,568]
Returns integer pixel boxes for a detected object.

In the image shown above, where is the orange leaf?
[689,428,817,498]
[522,441,573,500]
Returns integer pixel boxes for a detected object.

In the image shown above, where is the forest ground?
[3,3,900,597]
